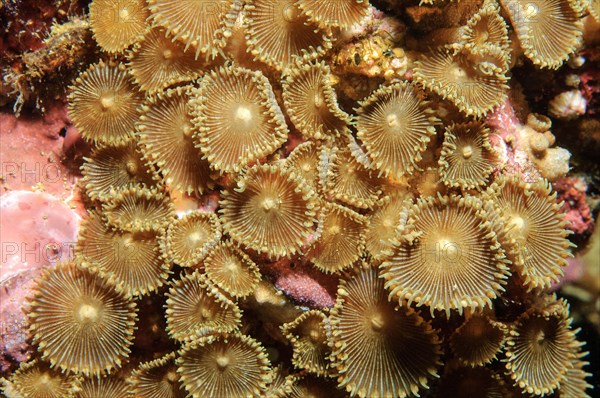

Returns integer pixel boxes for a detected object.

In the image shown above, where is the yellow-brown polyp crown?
[190,64,288,173]
[486,176,571,290]
[68,60,144,145]
[356,82,438,180]
[27,262,137,376]
[439,122,495,189]
[90,0,149,53]
[330,265,442,398]
[165,271,242,342]
[219,164,319,258]
[381,195,510,317]
[176,333,272,397]
[505,299,580,395]
[281,310,331,375]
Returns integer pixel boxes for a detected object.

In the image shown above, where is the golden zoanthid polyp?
[329,264,442,398]
[381,194,510,318]
[27,262,137,376]
[219,164,320,258]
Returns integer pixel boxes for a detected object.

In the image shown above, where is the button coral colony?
[2,0,597,397]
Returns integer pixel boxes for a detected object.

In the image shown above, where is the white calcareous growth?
[548,89,587,120]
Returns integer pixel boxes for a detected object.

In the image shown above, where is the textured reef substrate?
[1,0,599,397]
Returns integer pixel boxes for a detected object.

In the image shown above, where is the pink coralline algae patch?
[0,104,83,205]
[486,96,574,182]
[579,48,600,116]
[553,177,594,236]
[486,98,520,140]
[261,258,339,309]
[553,257,586,290]
[0,190,80,372]
[486,98,540,181]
